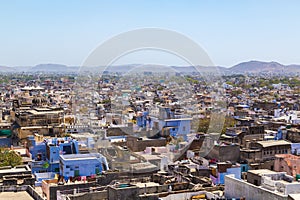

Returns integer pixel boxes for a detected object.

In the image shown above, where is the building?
[152,106,192,141]
[241,140,292,166]
[253,140,291,161]
[205,142,240,163]
[29,136,79,173]
[59,153,109,177]
[210,162,241,185]
[274,154,300,178]
[14,107,64,139]
[225,169,300,200]
[0,165,35,186]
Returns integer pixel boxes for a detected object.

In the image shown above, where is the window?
[183,126,186,131]
[66,165,70,168]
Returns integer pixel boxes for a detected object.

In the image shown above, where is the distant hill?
[29,64,79,72]
[229,61,300,74]
[0,66,16,72]
[285,64,300,73]
[1,60,300,74]
[172,66,228,74]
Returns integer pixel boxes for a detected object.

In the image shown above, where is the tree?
[198,118,210,133]
[221,116,236,134]
[198,116,236,134]
[0,148,22,167]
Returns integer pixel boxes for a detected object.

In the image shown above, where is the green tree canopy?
[198,116,236,134]
[0,148,22,167]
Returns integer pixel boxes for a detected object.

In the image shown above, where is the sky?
[0,0,300,67]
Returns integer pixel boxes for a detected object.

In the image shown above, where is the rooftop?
[0,191,33,200]
[0,165,31,175]
[248,169,281,176]
[60,153,103,161]
[256,140,291,148]
[164,118,193,122]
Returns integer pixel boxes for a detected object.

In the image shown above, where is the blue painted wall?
[218,167,241,184]
[60,153,108,177]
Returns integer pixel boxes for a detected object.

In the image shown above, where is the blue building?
[210,162,241,185]
[59,153,109,177]
[217,167,241,184]
[153,106,192,141]
[159,118,192,141]
[136,110,152,129]
[29,136,79,173]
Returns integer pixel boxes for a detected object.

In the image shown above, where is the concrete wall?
[50,182,97,200]
[206,145,240,163]
[160,191,207,200]
[0,165,32,178]
[225,175,288,200]
[0,185,45,200]
[107,127,133,137]
[287,130,300,143]
[68,191,107,200]
[27,185,46,200]
[127,136,166,152]
[107,185,140,200]
[18,127,49,139]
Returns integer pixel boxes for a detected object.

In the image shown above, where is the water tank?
[296,174,300,181]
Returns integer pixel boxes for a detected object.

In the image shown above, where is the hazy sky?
[1,0,300,67]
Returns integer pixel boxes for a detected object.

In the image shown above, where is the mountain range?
[1,61,300,74]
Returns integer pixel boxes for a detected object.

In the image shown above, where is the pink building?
[274,154,300,178]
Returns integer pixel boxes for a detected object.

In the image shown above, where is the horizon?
[1,60,300,69]
[1,1,300,67]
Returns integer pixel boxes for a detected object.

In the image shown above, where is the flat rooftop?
[164,118,192,121]
[248,169,280,176]
[135,182,159,188]
[288,194,300,200]
[256,140,291,148]
[0,191,33,200]
[136,153,163,161]
[60,153,102,160]
[0,166,30,174]
[28,109,63,115]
